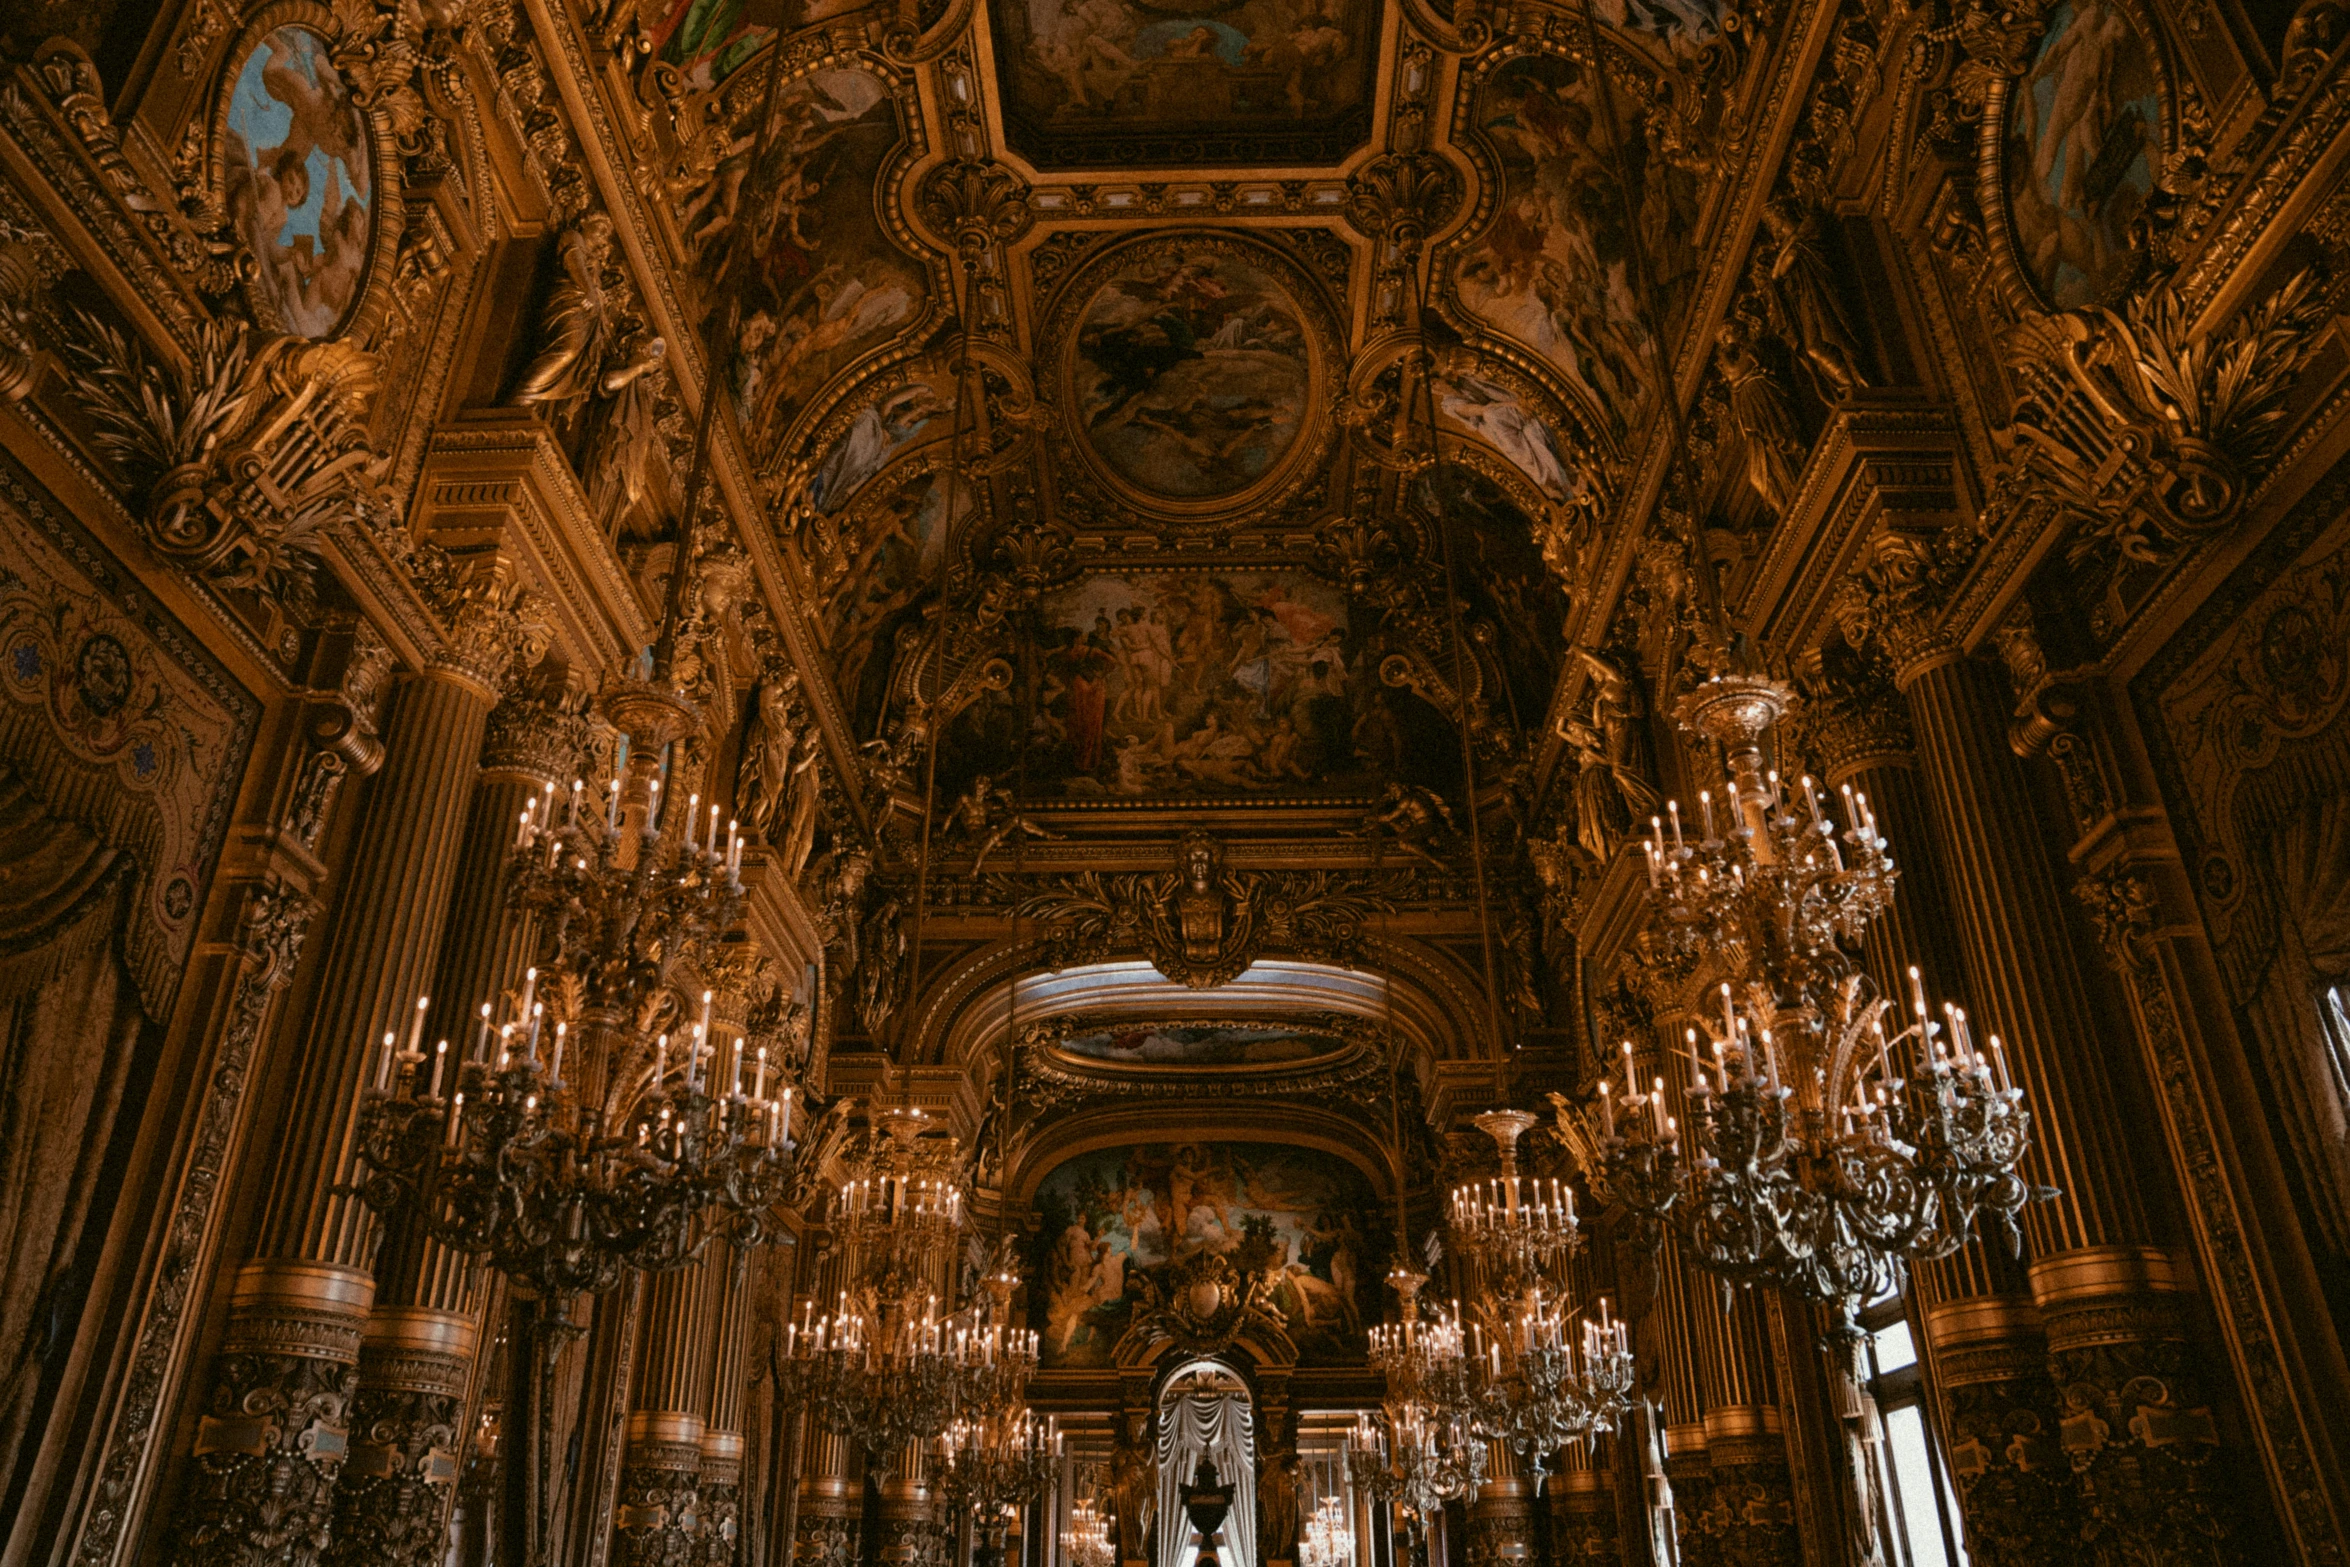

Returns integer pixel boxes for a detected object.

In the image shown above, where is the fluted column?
[615,1262,718,1567]
[169,651,508,1567]
[1806,649,2067,1563]
[1886,626,2240,1558]
[699,1243,753,1567]
[876,1443,935,1567]
[328,691,582,1567]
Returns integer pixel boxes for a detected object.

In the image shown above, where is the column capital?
[1831,528,1968,684]
[1792,643,1914,783]
[480,690,595,787]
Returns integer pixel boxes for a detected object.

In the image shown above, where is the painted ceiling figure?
[943,772,1061,872]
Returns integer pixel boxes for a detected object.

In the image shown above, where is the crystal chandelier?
[355,778,791,1301]
[933,1408,1061,1521]
[1591,673,2045,1338]
[776,1108,1039,1455]
[1354,1264,1484,1524]
[1426,1113,1635,1462]
[1062,1495,1115,1567]
[1299,1496,1354,1567]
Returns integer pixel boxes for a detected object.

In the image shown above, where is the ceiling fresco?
[985,0,1383,168]
[1050,1019,1347,1067]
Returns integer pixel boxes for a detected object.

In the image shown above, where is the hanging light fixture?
[1062,1494,1116,1567]
[1299,1495,1355,1567]
[1590,677,2046,1339]
[774,1107,1038,1455]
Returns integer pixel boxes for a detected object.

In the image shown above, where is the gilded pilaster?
[876,1443,937,1567]
[698,1243,752,1566]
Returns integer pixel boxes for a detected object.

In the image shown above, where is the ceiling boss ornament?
[1562,671,2051,1341]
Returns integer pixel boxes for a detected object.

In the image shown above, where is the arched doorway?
[1155,1360,1256,1567]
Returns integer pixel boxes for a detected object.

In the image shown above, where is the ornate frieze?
[1009,833,1410,989]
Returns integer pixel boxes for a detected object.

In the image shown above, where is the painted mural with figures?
[2003,0,2163,309]
[987,0,1380,164]
[1032,1141,1381,1367]
[224,26,376,339]
[934,568,1458,801]
[1455,51,1703,438]
[1053,1021,1343,1067]
[1068,243,1315,503]
[692,66,930,463]
[825,469,972,739]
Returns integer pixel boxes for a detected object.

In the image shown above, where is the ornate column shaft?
[699,1243,753,1567]
[170,652,507,1567]
[614,1263,717,1567]
[876,1443,935,1567]
[1883,618,2244,1559]
[326,690,583,1567]
[1807,650,2067,1564]
[1686,1292,1797,1567]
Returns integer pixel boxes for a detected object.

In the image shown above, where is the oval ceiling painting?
[2003,0,2163,309]
[1063,236,1319,507]
[1053,1020,1346,1068]
[224,25,377,339]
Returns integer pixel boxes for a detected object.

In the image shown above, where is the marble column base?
[614,1414,705,1567]
[168,1262,374,1567]
[326,1307,475,1567]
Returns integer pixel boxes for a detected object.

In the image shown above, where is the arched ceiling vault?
[574,0,1863,1135]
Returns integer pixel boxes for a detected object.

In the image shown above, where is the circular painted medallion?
[2000,0,2163,310]
[1057,234,1325,510]
[223,24,380,339]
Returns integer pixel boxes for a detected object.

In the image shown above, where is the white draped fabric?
[1156,1391,1257,1567]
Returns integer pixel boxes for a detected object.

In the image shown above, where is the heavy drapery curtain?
[2248,787,2350,1256]
[1157,1389,1256,1567]
[0,764,148,1497]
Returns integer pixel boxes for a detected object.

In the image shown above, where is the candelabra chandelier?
[776,1108,1040,1455]
[1353,1265,1484,1522]
[1062,1495,1115,1567]
[355,779,791,1301]
[933,1407,1061,1519]
[1425,1113,1636,1463]
[1596,673,2046,1338]
[1299,1496,1354,1567]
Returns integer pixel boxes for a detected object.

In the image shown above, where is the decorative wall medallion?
[220,20,387,339]
[986,0,1381,168]
[1046,233,1335,520]
[1990,0,2168,311]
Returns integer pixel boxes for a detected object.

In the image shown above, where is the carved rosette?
[169,1264,374,1567]
[324,1311,475,1567]
[613,1434,704,1567]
